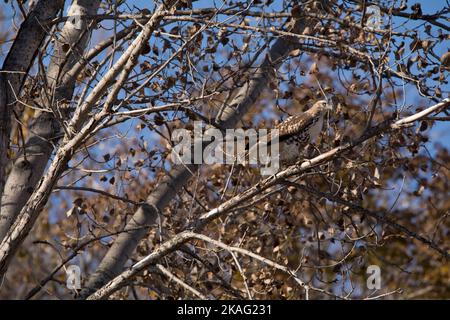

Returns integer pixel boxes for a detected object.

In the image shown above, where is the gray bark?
[0,0,177,279]
[0,0,101,241]
[0,0,64,209]
[81,18,307,298]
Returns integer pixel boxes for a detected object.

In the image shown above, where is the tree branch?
[86,98,450,299]
[79,13,310,298]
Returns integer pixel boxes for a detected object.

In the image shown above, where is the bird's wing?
[274,112,315,143]
[246,109,316,151]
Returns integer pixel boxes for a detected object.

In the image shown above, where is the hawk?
[274,100,331,165]
[241,100,332,169]
[245,100,332,167]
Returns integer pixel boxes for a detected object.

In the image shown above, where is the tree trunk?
[0,0,101,241]
[0,0,64,210]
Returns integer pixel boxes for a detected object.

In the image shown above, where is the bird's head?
[316,98,337,113]
[314,100,332,112]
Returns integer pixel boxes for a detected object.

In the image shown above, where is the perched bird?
[242,99,333,170]
[275,100,332,165]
